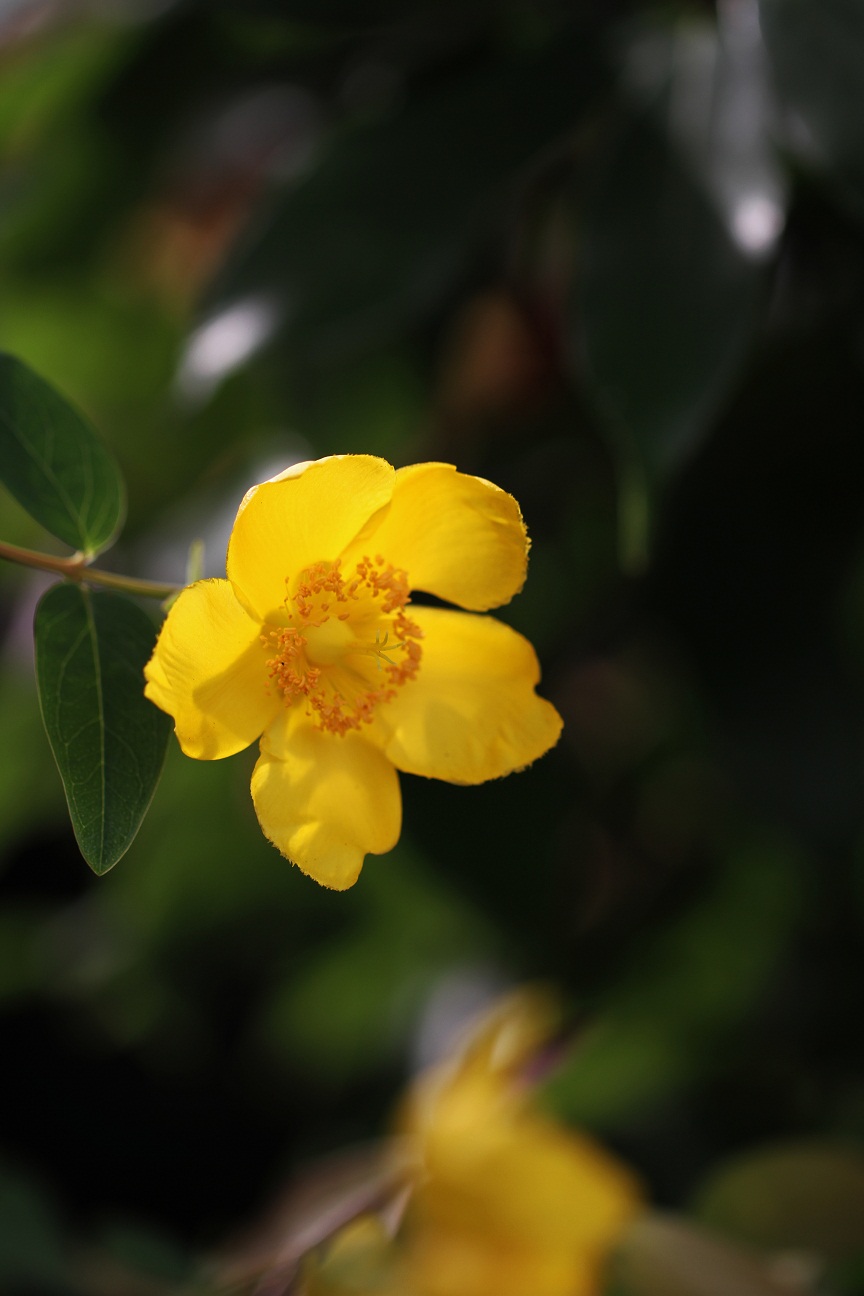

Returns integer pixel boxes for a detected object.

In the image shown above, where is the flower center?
[263,556,423,736]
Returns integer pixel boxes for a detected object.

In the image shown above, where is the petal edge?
[252,710,402,889]
[345,462,529,611]
[227,455,395,621]
[376,606,562,784]
[144,579,277,759]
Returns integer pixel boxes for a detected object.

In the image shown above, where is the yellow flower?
[144,456,562,888]
[396,990,644,1296]
[299,991,643,1296]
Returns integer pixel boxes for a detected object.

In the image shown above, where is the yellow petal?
[377,606,562,784]
[252,707,402,889]
[227,455,395,621]
[344,462,529,611]
[400,988,642,1296]
[407,1105,641,1296]
[144,579,278,759]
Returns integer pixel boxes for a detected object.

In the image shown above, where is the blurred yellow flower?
[302,991,644,1296]
[397,991,644,1296]
[144,456,561,888]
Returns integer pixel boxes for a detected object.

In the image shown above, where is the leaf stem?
[0,538,182,600]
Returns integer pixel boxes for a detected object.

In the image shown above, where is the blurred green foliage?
[2,0,864,1291]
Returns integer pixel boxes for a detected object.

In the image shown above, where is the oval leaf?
[693,1140,864,1261]
[760,0,864,223]
[0,352,125,555]
[612,1214,809,1296]
[34,583,171,874]
[209,34,605,363]
[580,19,779,487]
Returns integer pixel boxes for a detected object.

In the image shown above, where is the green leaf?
[581,105,761,493]
[580,18,779,489]
[760,0,864,223]
[0,352,125,556]
[210,34,604,361]
[34,583,171,874]
[693,1141,864,1262]
[611,1214,806,1296]
[0,24,129,151]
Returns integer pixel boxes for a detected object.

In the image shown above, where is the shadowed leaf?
[580,18,780,489]
[34,583,171,874]
[693,1141,864,1261]
[612,1213,810,1296]
[212,35,604,362]
[761,0,864,222]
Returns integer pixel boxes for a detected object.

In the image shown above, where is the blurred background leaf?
[579,6,785,558]
[611,1213,807,1296]
[760,0,864,224]
[211,30,605,363]
[692,1140,864,1262]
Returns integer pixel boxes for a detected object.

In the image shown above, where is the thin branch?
[0,538,183,600]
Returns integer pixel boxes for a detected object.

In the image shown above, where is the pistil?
[263,556,423,735]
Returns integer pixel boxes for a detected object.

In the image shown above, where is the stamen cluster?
[264,556,423,736]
